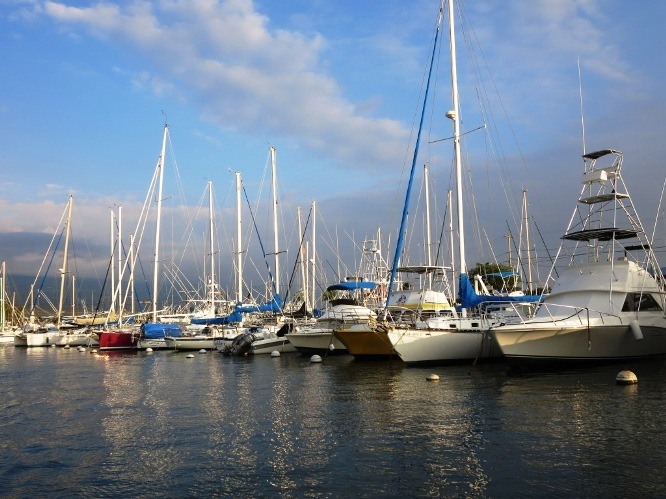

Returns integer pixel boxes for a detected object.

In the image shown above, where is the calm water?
[1,345,665,498]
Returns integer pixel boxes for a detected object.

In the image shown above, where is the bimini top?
[562,227,640,242]
[326,281,377,292]
[395,265,450,274]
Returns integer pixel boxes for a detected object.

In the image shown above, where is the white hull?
[53,332,98,347]
[251,337,297,354]
[492,319,666,364]
[165,336,225,350]
[14,331,60,347]
[136,338,168,350]
[0,332,15,344]
[285,331,347,355]
[388,327,500,364]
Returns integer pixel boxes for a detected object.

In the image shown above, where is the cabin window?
[622,293,663,312]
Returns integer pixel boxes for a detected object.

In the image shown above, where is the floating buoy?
[51,344,56,348]
[271,350,281,357]
[91,349,98,354]
[145,347,153,353]
[426,374,440,382]
[616,370,638,385]
[186,354,195,359]
[78,346,86,352]
[310,354,322,363]
[199,349,207,354]
[64,344,71,349]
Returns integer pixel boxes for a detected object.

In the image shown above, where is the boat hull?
[491,321,666,366]
[333,325,398,359]
[14,331,60,347]
[387,328,500,365]
[165,336,223,350]
[251,337,297,355]
[285,331,348,356]
[54,332,98,347]
[136,338,168,350]
[98,331,137,350]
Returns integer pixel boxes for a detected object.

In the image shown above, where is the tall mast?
[110,209,115,313]
[208,181,216,314]
[522,190,534,294]
[297,207,308,311]
[1,261,5,330]
[235,171,243,304]
[152,124,168,321]
[446,0,467,314]
[311,200,317,311]
[384,2,444,311]
[57,195,73,328]
[270,146,280,296]
[130,233,136,315]
[117,205,123,324]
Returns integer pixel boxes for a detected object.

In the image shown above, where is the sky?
[1,0,666,306]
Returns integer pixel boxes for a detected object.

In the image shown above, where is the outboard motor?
[223,332,256,356]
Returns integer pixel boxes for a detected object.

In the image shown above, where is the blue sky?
[1,0,666,300]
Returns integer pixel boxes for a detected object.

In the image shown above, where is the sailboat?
[0,261,20,344]
[490,149,666,366]
[15,195,95,347]
[99,124,173,351]
[337,0,536,364]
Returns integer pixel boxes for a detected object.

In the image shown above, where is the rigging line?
[428,124,486,144]
[283,206,313,308]
[91,237,118,324]
[386,1,444,311]
[530,215,559,279]
[241,184,277,298]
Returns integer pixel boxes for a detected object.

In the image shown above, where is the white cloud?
[36,0,410,173]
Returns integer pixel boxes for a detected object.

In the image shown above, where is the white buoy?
[310,354,322,363]
[426,374,440,382]
[145,347,153,353]
[78,346,86,352]
[630,320,643,341]
[199,349,207,354]
[328,343,335,351]
[51,344,56,348]
[271,350,281,357]
[616,370,638,385]
[186,354,195,359]
[64,344,71,349]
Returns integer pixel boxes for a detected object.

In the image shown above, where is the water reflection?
[1,346,665,497]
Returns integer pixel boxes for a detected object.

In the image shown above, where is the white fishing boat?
[490,149,666,366]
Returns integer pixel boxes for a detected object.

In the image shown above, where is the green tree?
[468,262,519,292]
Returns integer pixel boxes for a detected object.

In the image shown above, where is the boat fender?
[629,320,643,341]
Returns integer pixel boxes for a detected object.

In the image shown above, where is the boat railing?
[486,300,623,327]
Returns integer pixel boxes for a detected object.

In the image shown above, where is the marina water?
[1,345,665,497]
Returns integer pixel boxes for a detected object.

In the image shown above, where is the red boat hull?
[98,331,137,350]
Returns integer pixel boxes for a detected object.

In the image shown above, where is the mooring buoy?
[426,374,440,382]
[271,350,281,357]
[310,354,322,363]
[616,370,638,385]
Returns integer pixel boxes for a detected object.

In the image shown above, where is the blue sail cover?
[459,274,541,309]
[237,294,283,313]
[190,309,244,326]
[191,295,283,325]
[142,322,182,339]
[326,282,377,292]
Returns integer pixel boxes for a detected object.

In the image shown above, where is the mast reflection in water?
[1,346,665,497]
